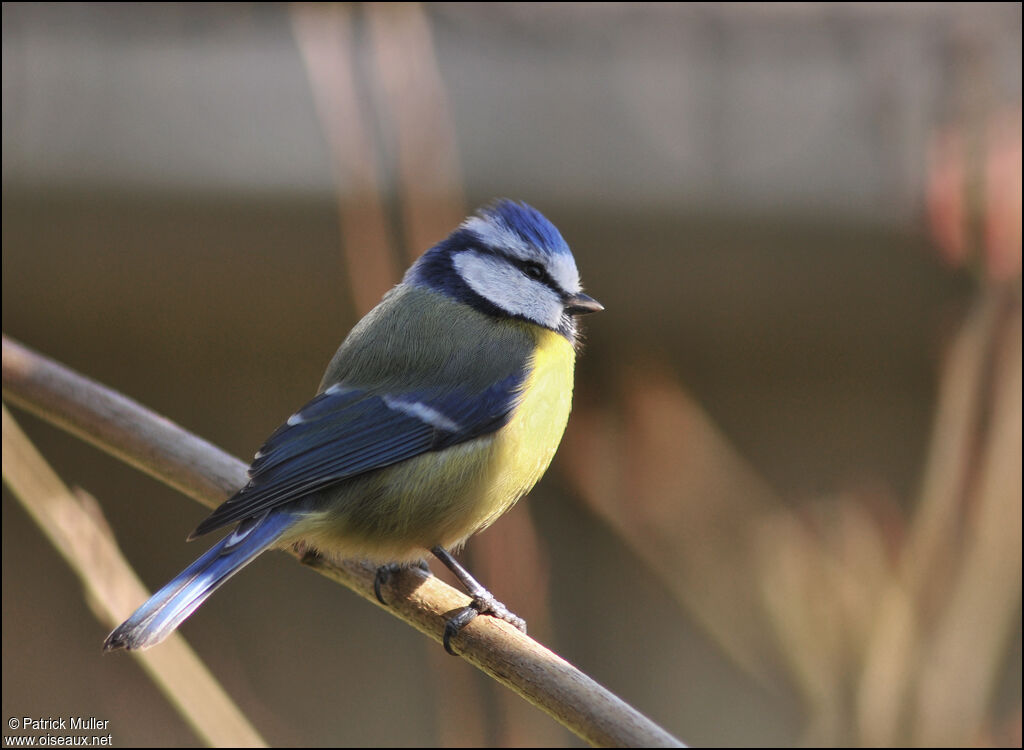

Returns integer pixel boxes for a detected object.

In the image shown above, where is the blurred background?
[2,2,1021,747]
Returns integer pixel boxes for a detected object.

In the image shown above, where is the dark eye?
[523,262,546,281]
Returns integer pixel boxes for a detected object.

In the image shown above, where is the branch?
[1,334,685,748]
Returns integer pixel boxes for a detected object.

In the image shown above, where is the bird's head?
[406,200,603,341]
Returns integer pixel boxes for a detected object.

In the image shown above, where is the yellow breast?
[290,325,578,563]
[462,326,576,537]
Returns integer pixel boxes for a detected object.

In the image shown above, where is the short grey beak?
[565,292,604,315]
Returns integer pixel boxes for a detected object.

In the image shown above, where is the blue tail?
[104,511,295,651]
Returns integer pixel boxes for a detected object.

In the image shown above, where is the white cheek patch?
[453,251,564,329]
[548,252,581,294]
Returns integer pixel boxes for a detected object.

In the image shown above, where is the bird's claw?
[374,560,431,605]
[373,564,399,605]
[442,593,527,655]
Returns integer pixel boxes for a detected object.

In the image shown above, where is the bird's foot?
[442,592,527,655]
[373,560,430,605]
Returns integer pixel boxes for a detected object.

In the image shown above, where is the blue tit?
[104,199,602,654]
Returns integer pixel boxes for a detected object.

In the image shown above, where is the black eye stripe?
[512,258,560,292]
[466,244,560,292]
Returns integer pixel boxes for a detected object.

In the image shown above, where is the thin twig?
[1,334,685,748]
[365,1,467,259]
[2,405,267,748]
[291,2,399,316]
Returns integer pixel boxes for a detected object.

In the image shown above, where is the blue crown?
[471,200,571,259]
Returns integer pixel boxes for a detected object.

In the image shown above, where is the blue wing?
[190,373,526,538]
